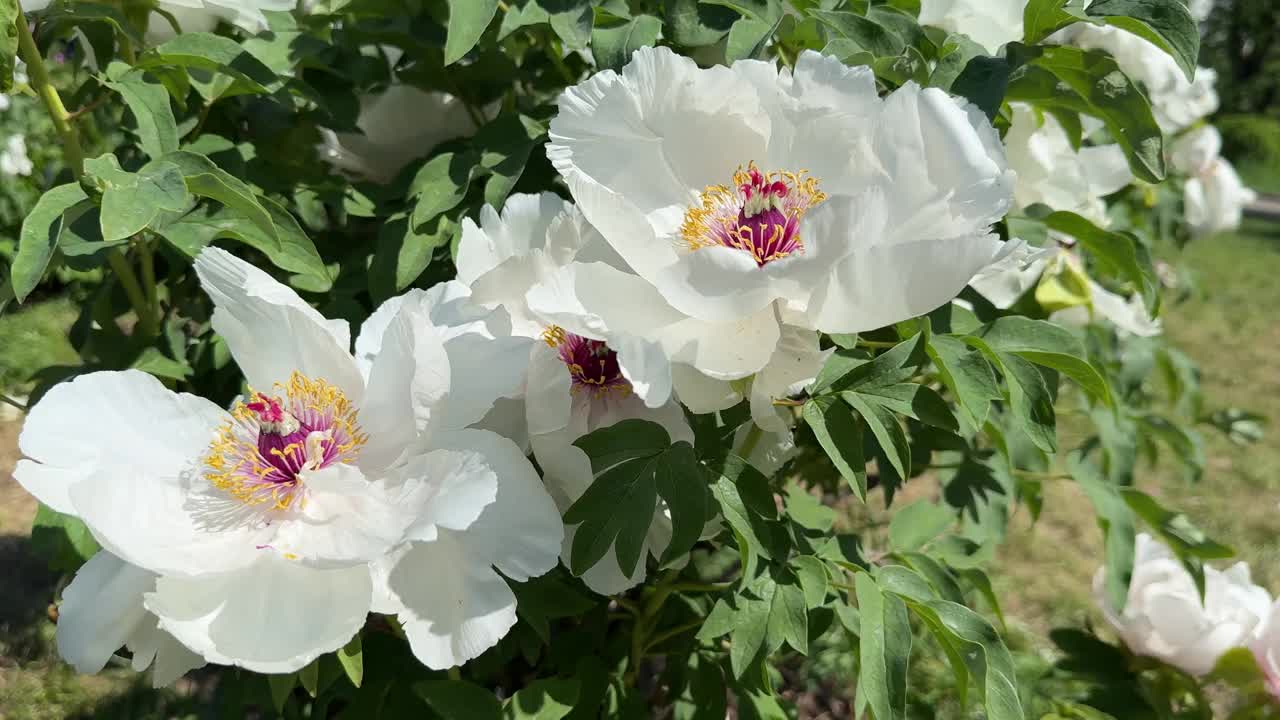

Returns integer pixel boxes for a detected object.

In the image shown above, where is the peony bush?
[0,0,1273,716]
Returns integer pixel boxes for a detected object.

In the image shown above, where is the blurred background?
[0,1,1277,718]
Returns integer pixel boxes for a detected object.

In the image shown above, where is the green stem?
[15,2,85,176]
[642,619,704,655]
[107,251,156,338]
[545,37,576,85]
[857,339,900,349]
[737,424,764,460]
[446,667,461,681]
[139,239,159,325]
[667,582,734,594]
[0,393,28,412]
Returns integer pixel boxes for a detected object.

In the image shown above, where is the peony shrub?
[0,0,1272,716]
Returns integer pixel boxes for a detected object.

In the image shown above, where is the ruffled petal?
[146,555,371,674]
[194,247,363,401]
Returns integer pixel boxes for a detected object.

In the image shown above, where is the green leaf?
[14,184,89,302]
[96,161,193,243]
[266,673,295,713]
[572,418,671,471]
[927,335,1000,432]
[729,577,776,678]
[725,16,781,62]
[889,501,955,552]
[803,396,867,500]
[842,392,911,481]
[0,0,16,92]
[766,578,809,655]
[163,150,275,239]
[369,213,453,303]
[546,0,595,49]
[411,152,479,229]
[1022,0,1089,45]
[445,0,500,64]
[1036,210,1161,314]
[503,677,579,720]
[664,0,736,46]
[592,13,661,71]
[337,634,363,688]
[855,573,910,720]
[511,572,599,642]
[476,114,546,210]
[972,315,1114,406]
[924,601,1024,720]
[1086,0,1199,82]
[655,442,708,566]
[813,332,928,395]
[704,0,782,23]
[1069,451,1135,611]
[1120,487,1234,597]
[563,454,659,576]
[812,10,905,57]
[416,679,503,719]
[103,71,179,161]
[30,504,100,573]
[139,32,281,99]
[791,556,829,607]
[1007,46,1165,182]
[843,384,959,432]
[130,347,192,380]
[298,659,319,697]
[951,55,1016,121]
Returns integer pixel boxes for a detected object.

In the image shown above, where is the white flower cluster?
[16,47,1021,685]
[1095,533,1280,696]
[0,135,33,177]
[919,0,1256,337]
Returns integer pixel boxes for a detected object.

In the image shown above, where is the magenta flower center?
[203,372,366,509]
[681,162,827,267]
[543,326,630,398]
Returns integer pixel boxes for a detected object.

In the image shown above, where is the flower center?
[680,162,826,267]
[203,372,367,509]
[542,326,630,398]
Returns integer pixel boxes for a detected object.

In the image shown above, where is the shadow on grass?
[0,533,58,663]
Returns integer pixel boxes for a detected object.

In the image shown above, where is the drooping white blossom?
[1171,126,1258,236]
[0,135,33,177]
[16,247,562,679]
[319,84,484,184]
[1061,25,1219,133]
[1004,103,1133,224]
[1094,534,1271,677]
[917,0,1025,54]
[546,47,1014,428]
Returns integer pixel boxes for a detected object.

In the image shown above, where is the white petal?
[195,247,363,401]
[430,429,563,582]
[612,334,673,408]
[918,0,1025,54]
[386,534,518,669]
[671,364,740,414]
[1079,144,1134,197]
[548,46,769,281]
[525,342,574,437]
[56,551,154,674]
[470,397,531,454]
[808,235,1010,334]
[456,192,570,285]
[16,370,225,515]
[660,303,781,380]
[146,555,372,674]
[358,292,451,470]
[873,84,1013,241]
[126,620,205,688]
[749,325,828,434]
[270,463,418,566]
[392,447,499,542]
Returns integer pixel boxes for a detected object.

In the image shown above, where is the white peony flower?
[971,245,1161,336]
[355,283,563,669]
[55,551,204,688]
[1094,533,1271,676]
[455,192,706,594]
[319,84,483,184]
[17,247,562,677]
[917,0,1025,55]
[547,48,1013,426]
[1171,126,1257,237]
[1250,601,1280,701]
[0,135,33,176]
[1005,103,1132,225]
[1062,25,1219,132]
[1188,0,1214,22]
